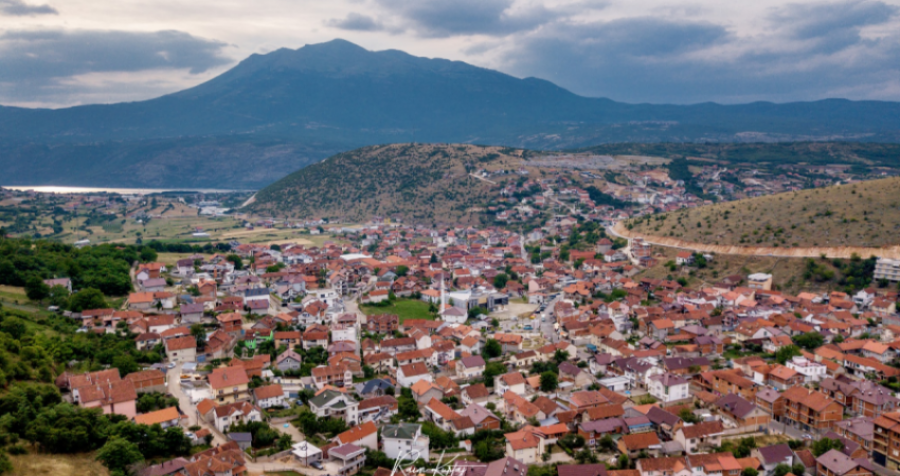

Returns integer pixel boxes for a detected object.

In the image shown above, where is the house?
[124,369,166,394]
[493,333,524,353]
[311,364,353,389]
[753,444,795,476]
[134,406,181,428]
[617,432,661,458]
[358,395,398,423]
[456,355,486,380]
[495,372,527,396]
[510,350,539,368]
[208,367,250,403]
[292,441,323,467]
[559,362,593,387]
[328,443,367,476]
[716,393,771,429]
[211,401,263,433]
[397,362,432,387]
[382,423,431,461]
[504,429,545,463]
[461,383,491,406]
[410,379,444,404]
[78,379,138,418]
[459,404,501,430]
[648,373,691,404]
[181,302,205,323]
[815,449,874,476]
[334,421,378,450]
[165,335,197,364]
[674,420,724,454]
[367,314,399,334]
[310,389,360,425]
[275,349,303,372]
[253,384,286,409]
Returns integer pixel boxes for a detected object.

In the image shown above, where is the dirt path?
[611,222,900,259]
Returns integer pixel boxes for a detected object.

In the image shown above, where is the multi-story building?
[781,386,842,434]
[874,411,900,467]
[381,423,430,461]
[786,356,827,383]
[874,258,900,283]
[366,314,399,334]
[208,367,250,404]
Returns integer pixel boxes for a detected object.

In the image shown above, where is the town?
[6,211,897,476]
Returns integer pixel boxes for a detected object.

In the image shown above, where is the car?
[801,434,813,439]
[167,362,176,369]
[524,325,533,330]
[311,461,324,470]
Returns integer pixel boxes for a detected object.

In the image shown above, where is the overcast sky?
[1,0,898,108]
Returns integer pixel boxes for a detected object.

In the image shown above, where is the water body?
[2,186,249,195]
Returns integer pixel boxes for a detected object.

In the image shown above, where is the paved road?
[766,420,811,440]
[168,364,227,446]
[540,296,561,344]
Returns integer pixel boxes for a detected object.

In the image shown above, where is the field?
[360,299,435,323]
[10,452,109,476]
[627,177,900,249]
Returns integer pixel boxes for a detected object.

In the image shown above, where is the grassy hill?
[627,176,900,248]
[248,143,527,224]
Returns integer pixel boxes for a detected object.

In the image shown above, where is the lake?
[2,186,249,195]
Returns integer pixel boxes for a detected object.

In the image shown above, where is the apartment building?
[781,386,843,434]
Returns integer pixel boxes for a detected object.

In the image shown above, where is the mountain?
[248,143,525,224]
[2,39,900,188]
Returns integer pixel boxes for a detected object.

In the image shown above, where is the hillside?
[626,177,900,249]
[248,143,526,223]
[2,40,900,187]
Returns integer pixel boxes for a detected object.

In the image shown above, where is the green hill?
[248,143,526,224]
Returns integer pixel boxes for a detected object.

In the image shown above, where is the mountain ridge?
[1,39,899,188]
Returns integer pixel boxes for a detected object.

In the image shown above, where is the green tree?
[553,349,569,364]
[96,436,144,474]
[112,355,139,376]
[493,273,509,289]
[68,288,107,312]
[794,332,825,350]
[48,285,70,307]
[792,464,806,476]
[540,372,558,392]
[226,254,243,270]
[482,339,502,359]
[775,345,802,365]
[773,464,792,476]
[575,447,598,464]
[24,275,50,302]
[483,362,507,387]
[139,247,158,263]
[741,469,759,476]
[811,437,844,457]
[395,266,409,277]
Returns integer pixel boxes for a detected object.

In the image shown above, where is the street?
[167,363,227,446]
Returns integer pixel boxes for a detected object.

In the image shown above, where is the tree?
[679,408,700,423]
[575,447,598,464]
[540,371,558,392]
[483,339,502,359]
[396,265,409,277]
[113,355,139,376]
[139,247,158,263]
[553,349,570,364]
[190,324,207,349]
[48,284,70,307]
[811,437,844,457]
[794,332,824,350]
[68,288,107,312]
[493,273,509,289]
[741,469,759,476]
[24,275,50,302]
[792,464,806,476]
[483,362,507,387]
[773,464,792,476]
[775,345,802,365]
[398,388,420,420]
[226,254,243,270]
[96,436,144,474]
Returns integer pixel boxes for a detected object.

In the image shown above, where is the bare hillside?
[626,177,900,249]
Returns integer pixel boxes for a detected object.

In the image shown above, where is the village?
[42,213,900,476]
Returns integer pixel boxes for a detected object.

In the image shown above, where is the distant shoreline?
[2,185,253,195]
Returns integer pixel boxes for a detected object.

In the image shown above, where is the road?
[539,295,561,344]
[168,364,227,446]
[766,420,810,440]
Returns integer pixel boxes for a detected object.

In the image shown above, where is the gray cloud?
[501,3,900,104]
[326,12,384,31]
[0,0,56,16]
[375,0,559,37]
[0,29,232,82]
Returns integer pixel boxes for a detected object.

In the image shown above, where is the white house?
[457,356,486,380]
[309,389,360,426]
[397,363,433,387]
[648,373,691,404]
[253,384,286,409]
[382,423,431,461]
[786,356,827,383]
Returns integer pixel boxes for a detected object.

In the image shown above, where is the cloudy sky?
[1,0,899,108]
